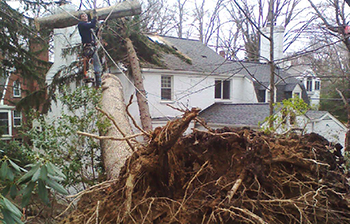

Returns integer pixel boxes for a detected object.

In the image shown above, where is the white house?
[112,35,311,131]
[44,2,345,147]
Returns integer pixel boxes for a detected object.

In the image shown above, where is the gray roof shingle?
[305,110,328,120]
[199,103,270,127]
[199,103,329,128]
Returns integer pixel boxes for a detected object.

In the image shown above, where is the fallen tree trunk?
[34,0,141,30]
[100,74,133,179]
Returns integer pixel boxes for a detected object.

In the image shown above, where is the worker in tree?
[78,11,102,87]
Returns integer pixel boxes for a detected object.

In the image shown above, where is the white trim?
[13,80,21,97]
[13,110,22,127]
[214,79,231,100]
[1,77,9,105]
[160,75,173,101]
[0,110,12,138]
[0,105,15,110]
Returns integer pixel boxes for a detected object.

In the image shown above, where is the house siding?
[305,118,346,148]
[117,69,216,120]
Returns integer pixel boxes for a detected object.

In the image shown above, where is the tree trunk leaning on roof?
[100,74,133,179]
[125,37,153,133]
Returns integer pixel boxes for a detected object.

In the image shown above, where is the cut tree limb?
[34,0,141,30]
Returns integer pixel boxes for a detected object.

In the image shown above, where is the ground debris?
[61,117,350,223]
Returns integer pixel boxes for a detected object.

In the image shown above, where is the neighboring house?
[0,40,48,140]
[197,103,346,147]
[260,25,321,108]
[286,65,321,108]
[0,71,45,140]
[115,35,309,129]
[0,73,23,140]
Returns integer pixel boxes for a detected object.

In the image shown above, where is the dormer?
[300,70,321,108]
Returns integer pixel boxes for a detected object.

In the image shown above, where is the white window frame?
[266,86,277,103]
[161,75,173,101]
[13,110,22,127]
[13,80,21,97]
[215,79,231,100]
[0,110,12,138]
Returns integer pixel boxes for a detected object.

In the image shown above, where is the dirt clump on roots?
[61,109,350,223]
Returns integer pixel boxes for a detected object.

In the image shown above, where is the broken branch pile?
[62,110,350,223]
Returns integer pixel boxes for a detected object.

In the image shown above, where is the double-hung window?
[215,80,230,100]
[315,80,320,90]
[306,77,312,91]
[13,111,22,127]
[13,80,21,97]
[161,75,172,101]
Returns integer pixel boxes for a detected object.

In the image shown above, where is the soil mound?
[62,110,350,224]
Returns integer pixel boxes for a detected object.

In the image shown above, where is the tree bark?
[125,37,153,133]
[100,74,133,179]
[34,0,141,30]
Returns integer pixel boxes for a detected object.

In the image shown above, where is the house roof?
[148,35,309,103]
[148,35,226,73]
[199,103,338,128]
[305,110,328,120]
[199,103,270,127]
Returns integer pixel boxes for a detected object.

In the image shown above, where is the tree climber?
[78,11,102,87]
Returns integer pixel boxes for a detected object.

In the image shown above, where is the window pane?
[161,89,172,100]
[0,112,9,135]
[161,76,171,88]
[223,80,230,99]
[258,90,266,102]
[14,111,21,118]
[14,119,21,126]
[215,80,221,99]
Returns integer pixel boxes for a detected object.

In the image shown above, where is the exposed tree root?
[61,116,350,224]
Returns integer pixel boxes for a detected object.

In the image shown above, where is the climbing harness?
[82,43,96,84]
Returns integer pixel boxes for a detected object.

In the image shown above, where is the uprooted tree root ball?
[61,110,350,223]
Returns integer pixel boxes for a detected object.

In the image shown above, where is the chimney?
[259,25,285,63]
[219,50,225,58]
